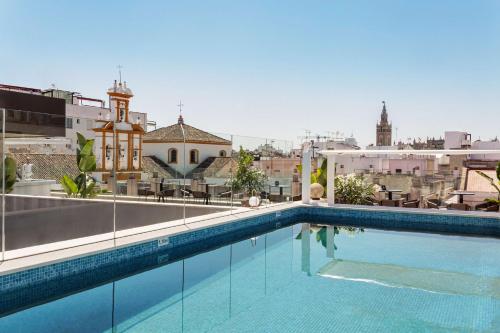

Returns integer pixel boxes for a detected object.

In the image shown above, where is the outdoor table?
[450,191,474,204]
[198,183,216,205]
[269,184,290,196]
[379,189,402,200]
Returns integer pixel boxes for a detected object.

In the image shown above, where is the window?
[190,149,199,164]
[168,148,178,163]
[76,118,80,124]
[219,150,227,157]
[65,117,73,129]
[395,169,402,174]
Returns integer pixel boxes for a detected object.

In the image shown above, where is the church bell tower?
[376,101,392,146]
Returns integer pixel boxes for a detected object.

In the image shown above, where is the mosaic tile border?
[307,206,500,237]
[0,205,498,293]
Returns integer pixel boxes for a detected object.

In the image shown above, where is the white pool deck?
[0,201,498,277]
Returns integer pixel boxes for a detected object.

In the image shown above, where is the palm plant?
[61,132,97,198]
[297,159,327,188]
[475,162,500,204]
[0,156,17,193]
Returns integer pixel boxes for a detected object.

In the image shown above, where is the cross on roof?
[177,100,184,114]
[117,65,123,83]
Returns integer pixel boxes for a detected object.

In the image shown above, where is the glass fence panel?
[316,151,498,212]
[221,134,297,212]
[113,117,193,236]
[2,109,115,258]
[1,108,5,262]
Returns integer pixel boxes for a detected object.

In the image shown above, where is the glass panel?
[3,109,115,258]
[1,108,5,262]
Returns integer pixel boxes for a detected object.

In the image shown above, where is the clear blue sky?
[1,0,499,147]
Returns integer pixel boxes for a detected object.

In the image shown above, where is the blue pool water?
[1,222,499,332]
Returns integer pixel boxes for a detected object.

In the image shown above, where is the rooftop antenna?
[117,65,123,83]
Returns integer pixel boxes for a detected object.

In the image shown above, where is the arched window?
[168,148,178,163]
[190,149,199,164]
[219,150,227,157]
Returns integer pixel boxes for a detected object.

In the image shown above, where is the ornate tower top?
[376,100,392,146]
[380,101,388,124]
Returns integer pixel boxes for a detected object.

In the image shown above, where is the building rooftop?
[144,118,231,145]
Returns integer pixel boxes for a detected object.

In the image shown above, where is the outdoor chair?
[180,189,193,198]
[364,197,378,206]
[402,200,420,208]
[447,203,471,211]
[380,199,399,207]
[157,189,175,203]
[138,188,155,200]
[216,190,232,203]
[475,202,499,212]
[426,199,440,209]
[192,191,210,204]
[400,193,411,202]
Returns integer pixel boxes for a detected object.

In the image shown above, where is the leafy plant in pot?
[0,156,17,193]
[61,132,98,198]
[227,147,267,206]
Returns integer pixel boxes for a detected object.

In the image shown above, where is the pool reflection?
[0,225,303,333]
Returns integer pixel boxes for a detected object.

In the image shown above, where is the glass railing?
[0,108,297,260]
[315,151,500,212]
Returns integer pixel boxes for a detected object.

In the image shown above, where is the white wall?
[143,142,232,175]
[471,140,500,160]
[333,155,436,175]
[444,131,470,150]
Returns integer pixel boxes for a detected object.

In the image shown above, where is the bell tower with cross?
[92,67,145,182]
[376,101,392,146]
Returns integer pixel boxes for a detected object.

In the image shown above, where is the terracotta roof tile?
[9,153,79,181]
[144,123,231,145]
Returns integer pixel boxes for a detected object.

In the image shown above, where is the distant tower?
[376,101,392,146]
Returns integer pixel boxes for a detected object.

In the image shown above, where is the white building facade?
[142,116,232,177]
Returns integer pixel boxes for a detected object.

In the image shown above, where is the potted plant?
[0,156,17,193]
[60,132,98,198]
[227,147,267,206]
[334,174,375,205]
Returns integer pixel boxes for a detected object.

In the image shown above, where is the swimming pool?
[1,220,499,332]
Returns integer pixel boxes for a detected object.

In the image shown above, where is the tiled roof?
[142,156,182,179]
[9,154,80,181]
[186,157,237,179]
[144,123,231,145]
